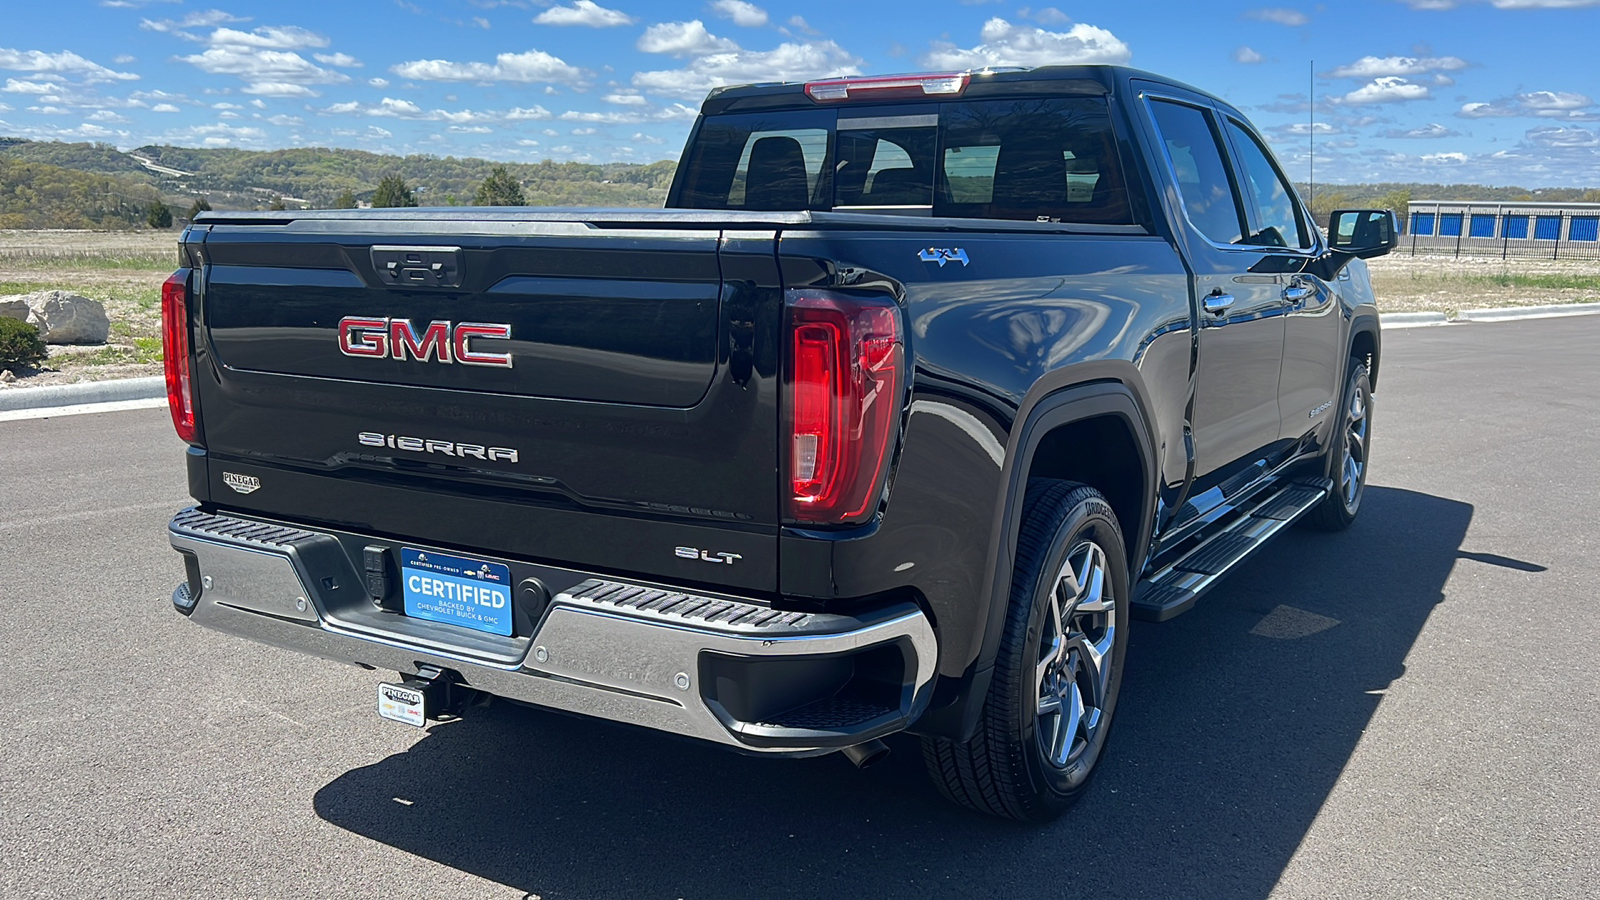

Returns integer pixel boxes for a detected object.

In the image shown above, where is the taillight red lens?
[161,269,199,445]
[785,291,903,524]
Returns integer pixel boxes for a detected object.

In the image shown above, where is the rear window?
[672,97,1134,225]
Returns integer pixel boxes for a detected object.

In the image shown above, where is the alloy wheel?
[1035,540,1116,769]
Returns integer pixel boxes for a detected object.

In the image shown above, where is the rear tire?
[1304,358,1372,532]
[921,479,1129,821]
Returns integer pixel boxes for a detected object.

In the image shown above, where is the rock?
[0,296,27,323]
[0,370,14,383]
[14,291,110,344]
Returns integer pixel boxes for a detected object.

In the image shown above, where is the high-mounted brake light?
[805,72,969,102]
[785,290,903,525]
[161,269,200,445]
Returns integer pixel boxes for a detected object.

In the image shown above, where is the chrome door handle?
[1203,290,1235,315]
[1283,284,1314,303]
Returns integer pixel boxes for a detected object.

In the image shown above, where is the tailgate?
[189,215,782,592]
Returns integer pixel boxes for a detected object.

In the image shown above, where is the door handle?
[1283,284,1314,304]
[1203,289,1235,315]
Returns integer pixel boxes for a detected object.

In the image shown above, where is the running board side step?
[1132,478,1333,622]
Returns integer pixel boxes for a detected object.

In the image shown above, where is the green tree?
[268,195,286,211]
[146,198,172,229]
[1376,188,1412,223]
[474,165,526,206]
[333,189,358,209]
[370,174,417,208]
[187,196,212,221]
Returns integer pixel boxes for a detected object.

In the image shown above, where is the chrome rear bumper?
[168,508,937,754]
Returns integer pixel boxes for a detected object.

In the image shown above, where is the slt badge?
[918,248,970,267]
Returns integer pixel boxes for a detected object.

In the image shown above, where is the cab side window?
[1147,99,1246,245]
[1225,118,1311,249]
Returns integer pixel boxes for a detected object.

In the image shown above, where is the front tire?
[922,480,1129,821]
[1304,358,1372,532]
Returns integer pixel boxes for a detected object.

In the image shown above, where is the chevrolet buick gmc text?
[162,66,1398,820]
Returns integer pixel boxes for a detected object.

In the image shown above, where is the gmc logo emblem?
[338,317,513,368]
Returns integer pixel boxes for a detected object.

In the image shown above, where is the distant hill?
[0,138,677,224]
[0,155,163,230]
[3,137,1597,231]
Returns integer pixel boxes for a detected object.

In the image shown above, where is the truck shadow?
[313,486,1470,899]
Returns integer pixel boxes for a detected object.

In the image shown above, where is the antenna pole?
[1309,60,1316,219]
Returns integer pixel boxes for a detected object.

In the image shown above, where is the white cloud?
[1400,0,1600,8]
[1234,46,1264,64]
[656,102,699,120]
[151,102,181,112]
[139,10,249,33]
[1419,151,1468,163]
[3,78,62,94]
[392,49,583,84]
[1332,76,1430,105]
[507,105,553,119]
[266,114,302,126]
[241,82,321,97]
[571,126,597,135]
[922,18,1130,69]
[560,109,643,123]
[635,39,860,99]
[1322,55,1468,79]
[1244,7,1309,25]
[313,52,362,67]
[603,91,647,105]
[711,1,769,27]
[179,46,349,84]
[368,77,389,87]
[1382,122,1462,138]
[113,55,137,64]
[85,109,127,122]
[631,131,666,144]
[637,21,741,56]
[0,48,139,82]
[370,97,423,117]
[1458,91,1599,120]
[208,26,329,50]
[450,125,493,133]
[786,15,820,35]
[533,1,635,27]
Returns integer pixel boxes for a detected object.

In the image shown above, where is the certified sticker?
[222,472,260,494]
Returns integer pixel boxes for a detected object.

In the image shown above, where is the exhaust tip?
[840,739,890,770]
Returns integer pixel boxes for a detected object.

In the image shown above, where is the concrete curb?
[0,376,164,412]
[1455,301,1600,323]
[1379,311,1449,328]
[1383,301,1600,329]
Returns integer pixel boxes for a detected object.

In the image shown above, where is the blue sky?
[3,0,1599,185]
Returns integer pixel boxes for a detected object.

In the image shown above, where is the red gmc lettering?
[338,317,512,368]
[453,322,514,368]
[390,319,452,363]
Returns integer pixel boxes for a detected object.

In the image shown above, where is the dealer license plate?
[377,682,426,728]
[400,548,513,636]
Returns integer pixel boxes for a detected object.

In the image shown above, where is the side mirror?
[1328,209,1402,259]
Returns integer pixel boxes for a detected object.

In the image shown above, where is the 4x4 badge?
[918,248,969,267]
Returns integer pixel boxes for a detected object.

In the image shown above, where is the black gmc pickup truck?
[163,65,1398,821]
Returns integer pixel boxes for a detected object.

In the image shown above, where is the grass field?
[2,229,1598,385]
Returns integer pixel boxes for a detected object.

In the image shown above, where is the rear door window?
[1147,99,1247,245]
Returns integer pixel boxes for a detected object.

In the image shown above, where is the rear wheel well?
[1025,415,1145,570]
[1351,328,1379,387]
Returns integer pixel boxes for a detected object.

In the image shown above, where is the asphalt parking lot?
[2,315,1597,899]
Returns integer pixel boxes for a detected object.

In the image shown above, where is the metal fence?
[1404,200,1600,260]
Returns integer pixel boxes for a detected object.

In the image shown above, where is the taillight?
[785,290,903,524]
[161,269,199,445]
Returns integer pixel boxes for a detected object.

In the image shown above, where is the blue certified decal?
[400,548,513,636]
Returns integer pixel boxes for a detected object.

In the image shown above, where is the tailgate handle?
[370,245,464,290]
